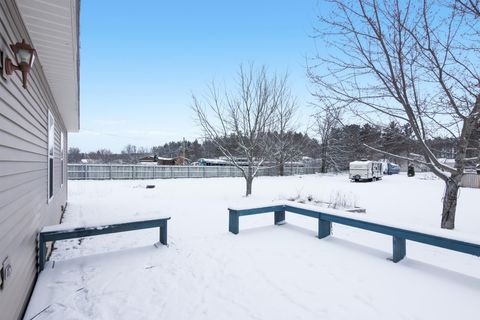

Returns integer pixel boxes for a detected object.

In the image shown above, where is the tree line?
[69,123,459,171]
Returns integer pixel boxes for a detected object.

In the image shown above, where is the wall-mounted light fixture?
[5,39,36,89]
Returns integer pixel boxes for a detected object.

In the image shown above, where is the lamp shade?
[10,39,36,68]
[16,49,32,64]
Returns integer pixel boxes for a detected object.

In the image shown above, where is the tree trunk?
[320,158,326,173]
[279,162,285,176]
[245,177,253,196]
[245,165,254,196]
[439,96,480,229]
[320,144,327,173]
[441,175,461,229]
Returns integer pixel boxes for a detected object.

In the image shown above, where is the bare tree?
[309,0,480,229]
[96,149,114,163]
[68,147,82,163]
[192,64,282,196]
[268,75,307,175]
[454,0,480,18]
[121,144,138,163]
[314,99,343,172]
[122,144,137,155]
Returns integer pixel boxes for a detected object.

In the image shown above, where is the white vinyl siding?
[0,1,69,319]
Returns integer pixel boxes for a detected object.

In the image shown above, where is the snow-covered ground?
[25,173,480,320]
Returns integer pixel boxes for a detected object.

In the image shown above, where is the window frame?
[48,111,55,202]
[60,131,64,187]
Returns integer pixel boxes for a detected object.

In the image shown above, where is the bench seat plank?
[228,203,480,263]
[41,217,170,241]
[38,217,170,272]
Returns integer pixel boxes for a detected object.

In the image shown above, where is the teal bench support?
[228,204,480,263]
[274,210,285,225]
[38,217,170,272]
[229,206,280,234]
[318,219,331,239]
[392,236,406,262]
[229,210,239,234]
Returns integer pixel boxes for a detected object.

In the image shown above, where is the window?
[48,111,54,200]
[60,132,64,187]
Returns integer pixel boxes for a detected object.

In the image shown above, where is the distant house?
[157,157,176,165]
[139,155,189,166]
[138,155,158,165]
[139,155,156,162]
[0,1,80,319]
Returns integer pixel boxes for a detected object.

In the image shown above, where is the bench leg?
[318,219,331,239]
[38,235,46,272]
[274,210,285,225]
[392,236,406,262]
[229,210,239,234]
[160,223,168,245]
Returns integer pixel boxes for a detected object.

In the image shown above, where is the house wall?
[0,1,68,319]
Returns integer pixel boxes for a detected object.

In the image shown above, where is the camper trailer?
[349,160,383,182]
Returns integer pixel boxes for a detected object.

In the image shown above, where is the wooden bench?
[38,216,170,272]
[228,204,480,263]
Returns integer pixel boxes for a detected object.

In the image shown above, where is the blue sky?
[70,0,321,152]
